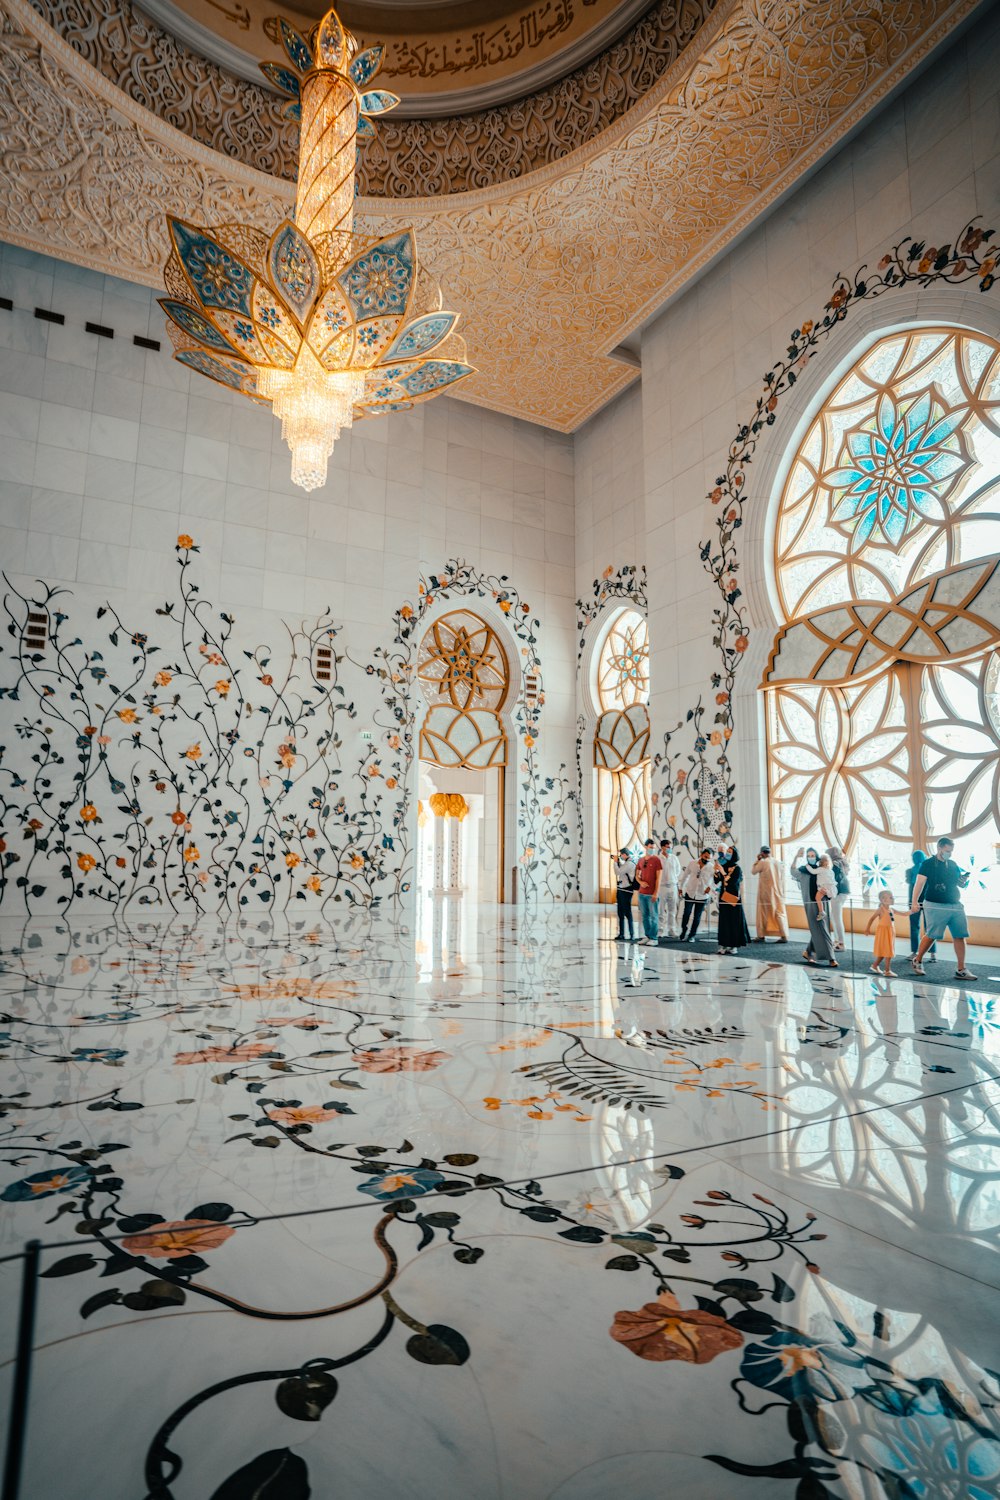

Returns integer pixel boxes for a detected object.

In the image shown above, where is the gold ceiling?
[0,0,983,431]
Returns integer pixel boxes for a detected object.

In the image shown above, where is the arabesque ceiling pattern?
[157,0,655,113]
[0,0,983,430]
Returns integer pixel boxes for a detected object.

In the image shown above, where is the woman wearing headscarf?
[905,848,936,962]
[793,846,837,967]
[714,845,750,955]
[825,846,851,951]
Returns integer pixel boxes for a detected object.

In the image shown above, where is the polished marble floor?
[0,902,998,1499]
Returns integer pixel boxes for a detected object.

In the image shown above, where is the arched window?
[594,608,651,898]
[764,326,1000,913]
[417,610,509,768]
[416,608,511,903]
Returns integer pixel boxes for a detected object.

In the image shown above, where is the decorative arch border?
[379,560,542,902]
[655,220,999,848]
[572,568,648,898]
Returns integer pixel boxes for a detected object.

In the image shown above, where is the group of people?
[611,835,978,980]
[613,838,749,952]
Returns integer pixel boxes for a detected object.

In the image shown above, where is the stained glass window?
[596,609,649,711]
[767,327,1000,915]
[595,608,651,900]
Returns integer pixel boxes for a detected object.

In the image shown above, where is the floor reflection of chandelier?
[159,7,474,492]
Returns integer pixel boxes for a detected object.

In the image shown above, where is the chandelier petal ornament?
[159,8,474,492]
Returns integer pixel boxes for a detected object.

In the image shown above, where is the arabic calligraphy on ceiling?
[32,0,704,193]
[385,0,595,82]
[0,0,983,433]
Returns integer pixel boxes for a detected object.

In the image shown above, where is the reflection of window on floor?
[594,608,651,900]
[764,327,1000,914]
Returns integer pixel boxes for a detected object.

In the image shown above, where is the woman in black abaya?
[715,846,750,955]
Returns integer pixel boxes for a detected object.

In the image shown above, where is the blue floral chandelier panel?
[160,7,474,492]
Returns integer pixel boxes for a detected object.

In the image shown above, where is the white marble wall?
[629,5,1000,853]
[0,246,578,909]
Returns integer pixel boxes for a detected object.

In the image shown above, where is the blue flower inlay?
[357,1168,444,1201]
[160,299,238,356]
[2,1165,90,1202]
[350,46,385,89]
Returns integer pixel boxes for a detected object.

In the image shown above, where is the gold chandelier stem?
[296,70,358,241]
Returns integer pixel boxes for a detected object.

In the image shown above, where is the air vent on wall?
[314,644,333,682]
[24,610,48,654]
[524,669,542,705]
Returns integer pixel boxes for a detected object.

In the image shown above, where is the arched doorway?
[593,608,651,902]
[763,324,1000,929]
[415,609,510,903]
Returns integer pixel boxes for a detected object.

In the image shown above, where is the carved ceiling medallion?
[1,0,985,432]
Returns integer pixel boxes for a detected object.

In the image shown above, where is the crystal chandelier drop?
[159,8,474,492]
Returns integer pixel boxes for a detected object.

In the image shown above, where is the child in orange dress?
[866,888,896,976]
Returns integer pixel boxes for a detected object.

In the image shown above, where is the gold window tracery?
[417,610,509,770]
[594,608,651,897]
[765,326,1000,912]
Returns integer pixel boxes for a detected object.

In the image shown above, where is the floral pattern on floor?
[0,904,997,1498]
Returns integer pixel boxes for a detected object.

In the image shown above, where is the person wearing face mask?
[678,849,714,942]
[612,847,637,943]
[657,837,683,942]
[715,845,750,955]
[794,845,837,967]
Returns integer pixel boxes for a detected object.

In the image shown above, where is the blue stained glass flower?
[827,388,969,548]
[862,851,893,891]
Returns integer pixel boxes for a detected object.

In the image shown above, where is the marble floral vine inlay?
[0,545,571,911]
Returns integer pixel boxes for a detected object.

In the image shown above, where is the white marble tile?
[76,536,129,588]
[81,495,133,544]
[22,528,78,579]
[0,909,996,1500]
[184,434,230,481]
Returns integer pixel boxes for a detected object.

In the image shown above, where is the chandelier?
[159,7,474,492]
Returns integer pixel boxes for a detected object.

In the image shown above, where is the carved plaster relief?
[1,0,288,278]
[1,0,985,432]
[31,0,721,189]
